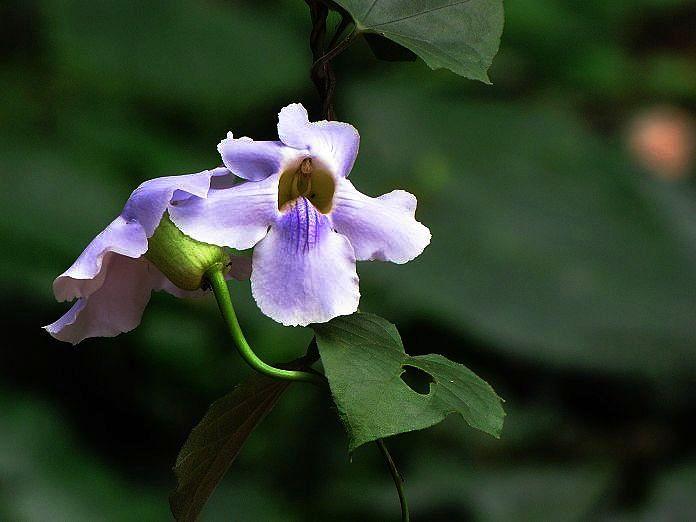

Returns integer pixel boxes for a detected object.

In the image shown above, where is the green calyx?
[146,213,228,291]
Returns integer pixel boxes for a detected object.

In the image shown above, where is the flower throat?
[278,158,335,214]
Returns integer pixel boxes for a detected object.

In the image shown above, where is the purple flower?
[45,168,250,344]
[170,104,431,326]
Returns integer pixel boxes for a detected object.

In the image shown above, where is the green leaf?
[169,374,292,521]
[333,0,504,82]
[313,313,504,451]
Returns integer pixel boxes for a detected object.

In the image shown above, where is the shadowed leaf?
[169,374,292,521]
[364,33,417,62]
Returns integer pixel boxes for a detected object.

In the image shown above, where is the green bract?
[146,213,228,291]
[313,313,505,451]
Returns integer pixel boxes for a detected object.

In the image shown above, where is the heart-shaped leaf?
[169,373,292,521]
[313,313,504,451]
[333,0,504,82]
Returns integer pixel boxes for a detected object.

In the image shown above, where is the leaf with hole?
[169,373,292,521]
[333,0,504,82]
[313,313,505,451]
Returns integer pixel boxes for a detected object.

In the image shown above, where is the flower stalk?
[206,268,324,385]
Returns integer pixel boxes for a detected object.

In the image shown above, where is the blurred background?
[1,0,695,520]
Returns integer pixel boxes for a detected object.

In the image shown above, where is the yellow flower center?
[278,158,335,214]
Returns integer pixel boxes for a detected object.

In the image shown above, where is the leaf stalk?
[377,438,410,522]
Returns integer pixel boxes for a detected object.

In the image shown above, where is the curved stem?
[207,268,324,385]
[377,439,410,522]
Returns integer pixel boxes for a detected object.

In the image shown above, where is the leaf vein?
[366,0,472,29]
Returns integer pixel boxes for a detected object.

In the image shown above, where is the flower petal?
[44,256,157,344]
[277,103,359,178]
[53,169,228,302]
[53,216,148,302]
[251,197,359,326]
[330,179,431,263]
[170,173,280,250]
[218,133,300,181]
[122,168,228,236]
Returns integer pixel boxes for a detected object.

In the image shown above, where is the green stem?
[207,268,324,385]
[377,438,410,522]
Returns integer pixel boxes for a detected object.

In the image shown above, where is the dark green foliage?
[170,374,292,521]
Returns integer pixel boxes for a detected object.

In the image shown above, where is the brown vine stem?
[305,0,356,120]
[304,3,411,521]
